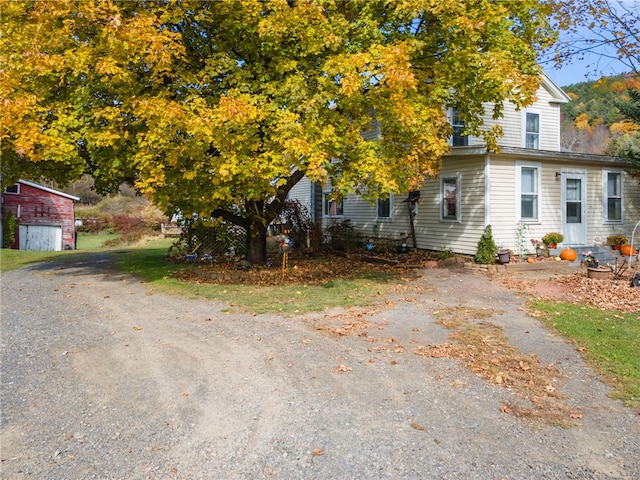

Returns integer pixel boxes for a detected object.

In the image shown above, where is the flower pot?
[587,266,610,280]
[612,245,621,250]
[497,251,510,264]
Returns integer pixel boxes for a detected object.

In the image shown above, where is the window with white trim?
[323,192,343,217]
[524,112,540,149]
[517,163,540,221]
[603,170,623,223]
[441,174,460,222]
[450,108,468,146]
[3,184,19,194]
[377,197,391,220]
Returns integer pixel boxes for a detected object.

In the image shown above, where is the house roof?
[540,72,571,104]
[16,179,80,201]
[448,145,629,166]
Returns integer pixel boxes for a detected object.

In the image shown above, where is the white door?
[561,172,587,246]
[19,225,63,251]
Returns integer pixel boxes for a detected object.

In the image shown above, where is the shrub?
[324,219,361,252]
[276,200,312,248]
[474,225,497,264]
[2,211,17,248]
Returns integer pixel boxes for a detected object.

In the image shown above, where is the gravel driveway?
[1,253,639,479]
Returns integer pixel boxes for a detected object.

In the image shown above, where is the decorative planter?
[497,251,510,264]
[587,266,611,280]
[536,247,550,257]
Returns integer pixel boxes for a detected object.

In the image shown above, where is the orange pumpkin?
[620,244,637,256]
[559,248,577,261]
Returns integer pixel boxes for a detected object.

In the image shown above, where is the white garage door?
[19,225,63,251]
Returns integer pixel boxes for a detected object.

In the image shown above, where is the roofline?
[540,72,571,104]
[17,179,80,201]
[493,146,630,166]
[447,146,630,166]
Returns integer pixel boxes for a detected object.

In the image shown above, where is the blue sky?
[542,54,630,88]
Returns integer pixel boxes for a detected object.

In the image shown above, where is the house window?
[603,170,623,223]
[377,197,391,220]
[441,174,460,222]
[3,184,19,194]
[524,112,540,149]
[451,108,468,146]
[323,192,343,217]
[517,163,540,221]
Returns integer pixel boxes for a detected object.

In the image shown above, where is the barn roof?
[17,179,80,201]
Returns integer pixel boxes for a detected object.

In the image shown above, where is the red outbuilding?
[1,180,80,251]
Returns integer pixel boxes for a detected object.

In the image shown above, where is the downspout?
[628,219,640,269]
[484,153,491,227]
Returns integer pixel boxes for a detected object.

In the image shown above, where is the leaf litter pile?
[306,305,582,426]
[504,269,640,313]
[414,307,582,426]
[176,250,435,285]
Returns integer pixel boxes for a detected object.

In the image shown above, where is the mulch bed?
[174,249,441,285]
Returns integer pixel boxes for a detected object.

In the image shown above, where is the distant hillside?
[560,76,627,126]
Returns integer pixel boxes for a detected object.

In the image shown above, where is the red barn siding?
[2,181,78,250]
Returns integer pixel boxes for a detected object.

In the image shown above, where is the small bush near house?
[276,200,313,248]
[324,219,361,252]
[2,211,17,248]
[474,225,498,264]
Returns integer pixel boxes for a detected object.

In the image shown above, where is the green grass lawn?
[0,232,122,272]
[529,300,640,409]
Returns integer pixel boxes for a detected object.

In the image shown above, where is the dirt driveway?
[1,253,639,479]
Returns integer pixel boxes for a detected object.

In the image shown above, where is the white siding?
[457,81,563,152]
[588,169,640,245]
[287,177,314,215]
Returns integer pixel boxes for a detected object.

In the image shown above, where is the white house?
[289,73,640,256]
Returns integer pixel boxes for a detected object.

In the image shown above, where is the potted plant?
[606,233,628,250]
[530,239,548,257]
[497,242,510,264]
[542,232,564,249]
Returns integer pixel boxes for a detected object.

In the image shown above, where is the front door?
[561,171,587,246]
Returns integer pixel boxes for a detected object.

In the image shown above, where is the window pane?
[608,172,621,196]
[525,113,539,149]
[451,108,468,146]
[377,198,390,218]
[521,168,536,193]
[566,178,581,201]
[443,178,458,219]
[526,113,539,132]
[608,198,621,221]
[521,194,537,219]
[566,202,581,223]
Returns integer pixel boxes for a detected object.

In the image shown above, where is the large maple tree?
[1,0,555,262]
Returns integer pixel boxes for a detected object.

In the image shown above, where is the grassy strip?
[0,232,128,272]
[529,300,640,409]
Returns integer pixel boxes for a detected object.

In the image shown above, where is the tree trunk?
[245,219,268,264]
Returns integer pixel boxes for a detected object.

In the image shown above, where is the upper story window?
[517,162,540,221]
[524,112,540,149]
[3,184,20,194]
[323,191,343,217]
[450,108,468,146]
[377,197,391,220]
[603,170,623,223]
[441,174,461,222]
